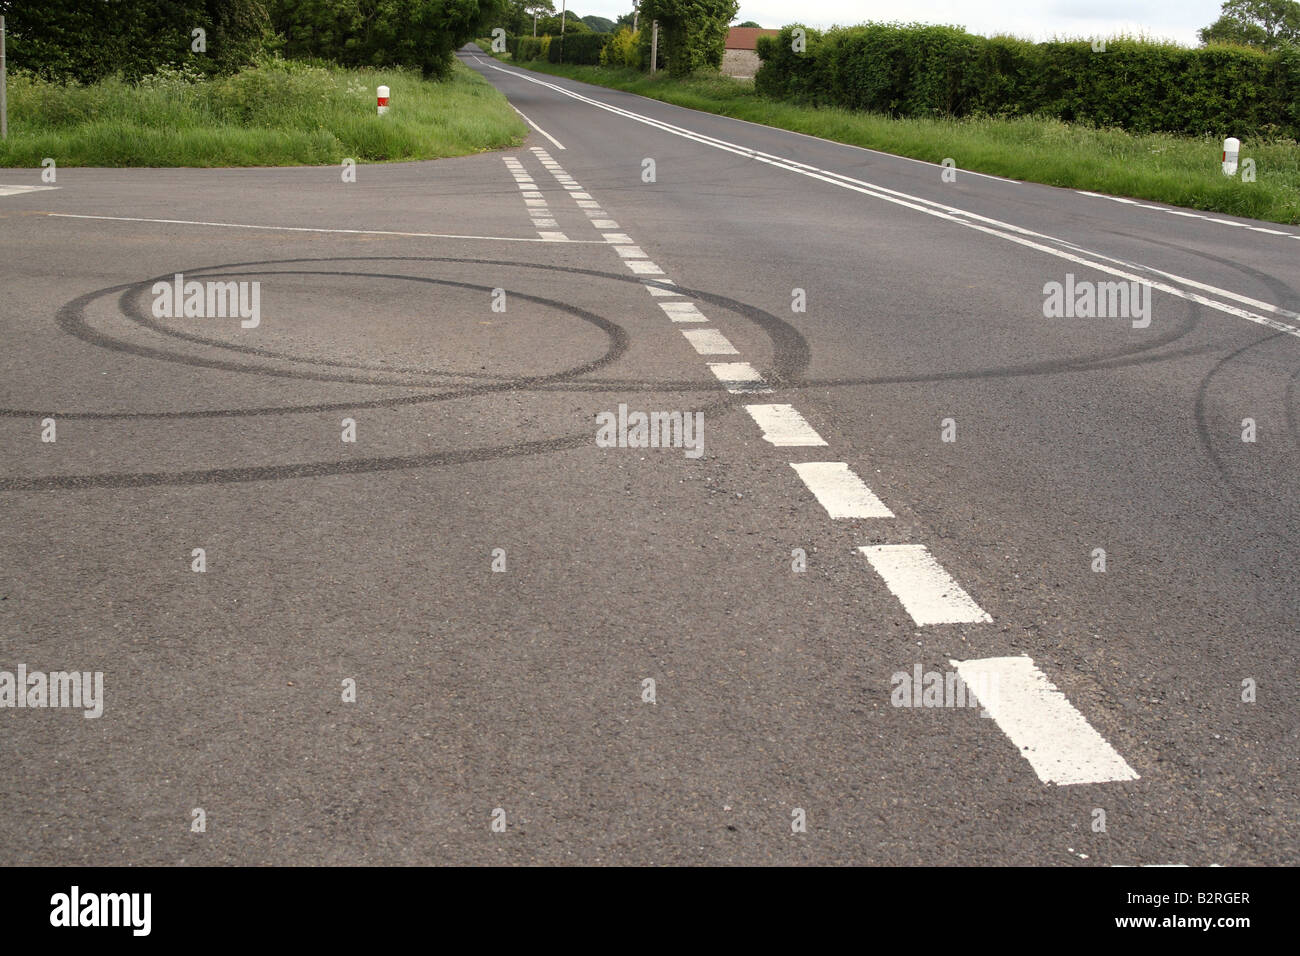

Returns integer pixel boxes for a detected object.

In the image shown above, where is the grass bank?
[0,58,526,167]
[499,58,1300,225]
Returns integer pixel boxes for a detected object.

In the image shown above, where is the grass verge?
[500,58,1300,225]
[0,58,527,167]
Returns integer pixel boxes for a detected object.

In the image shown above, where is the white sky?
[569,1,1230,47]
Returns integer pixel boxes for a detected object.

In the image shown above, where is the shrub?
[601,28,641,68]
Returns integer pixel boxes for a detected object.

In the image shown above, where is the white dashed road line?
[744,404,827,446]
[708,362,772,394]
[792,462,894,518]
[658,301,706,321]
[680,328,739,355]
[505,115,1140,788]
[858,544,991,624]
[951,656,1140,785]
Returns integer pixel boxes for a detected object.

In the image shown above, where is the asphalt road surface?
[0,47,1295,866]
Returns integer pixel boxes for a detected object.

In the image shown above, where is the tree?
[582,15,616,32]
[737,20,761,28]
[639,0,738,76]
[1,0,270,81]
[267,0,506,77]
[1199,0,1300,48]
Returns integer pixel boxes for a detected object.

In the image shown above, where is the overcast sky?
[570,1,1230,47]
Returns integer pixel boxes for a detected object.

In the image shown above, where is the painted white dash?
[708,362,771,394]
[0,185,58,196]
[626,260,665,275]
[531,218,558,228]
[681,328,739,355]
[659,301,706,321]
[592,219,620,229]
[744,404,827,446]
[793,463,893,519]
[951,655,1139,785]
[858,544,988,623]
[615,245,648,258]
[603,233,633,244]
[537,231,569,241]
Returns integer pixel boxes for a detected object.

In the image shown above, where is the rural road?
[0,45,1295,866]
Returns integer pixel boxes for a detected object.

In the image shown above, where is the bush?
[601,28,641,68]
[753,22,1300,138]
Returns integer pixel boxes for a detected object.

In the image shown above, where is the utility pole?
[633,2,639,33]
[1,15,8,141]
[559,0,566,62]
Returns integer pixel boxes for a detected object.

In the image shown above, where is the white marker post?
[651,20,659,75]
[1222,136,1239,176]
[376,85,390,116]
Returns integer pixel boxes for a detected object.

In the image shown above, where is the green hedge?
[755,23,1300,138]
[548,33,610,65]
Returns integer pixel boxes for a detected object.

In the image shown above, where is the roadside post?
[377,85,389,115]
[1222,137,1239,176]
[651,20,658,75]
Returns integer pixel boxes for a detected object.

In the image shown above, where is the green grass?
[0,58,527,167]
[502,58,1300,225]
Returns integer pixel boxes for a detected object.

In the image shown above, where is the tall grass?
[507,61,1300,225]
[0,58,527,167]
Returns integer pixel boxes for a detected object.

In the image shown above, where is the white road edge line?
[793,462,893,518]
[951,655,1140,785]
[510,105,566,150]
[858,544,989,624]
[42,213,608,243]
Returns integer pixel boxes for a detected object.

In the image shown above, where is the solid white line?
[744,404,827,446]
[951,655,1139,785]
[681,328,739,355]
[42,213,608,243]
[510,105,565,150]
[793,463,893,518]
[858,544,989,623]
[708,362,771,394]
[482,60,1300,338]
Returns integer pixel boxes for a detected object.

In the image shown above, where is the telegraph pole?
[1,16,8,141]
